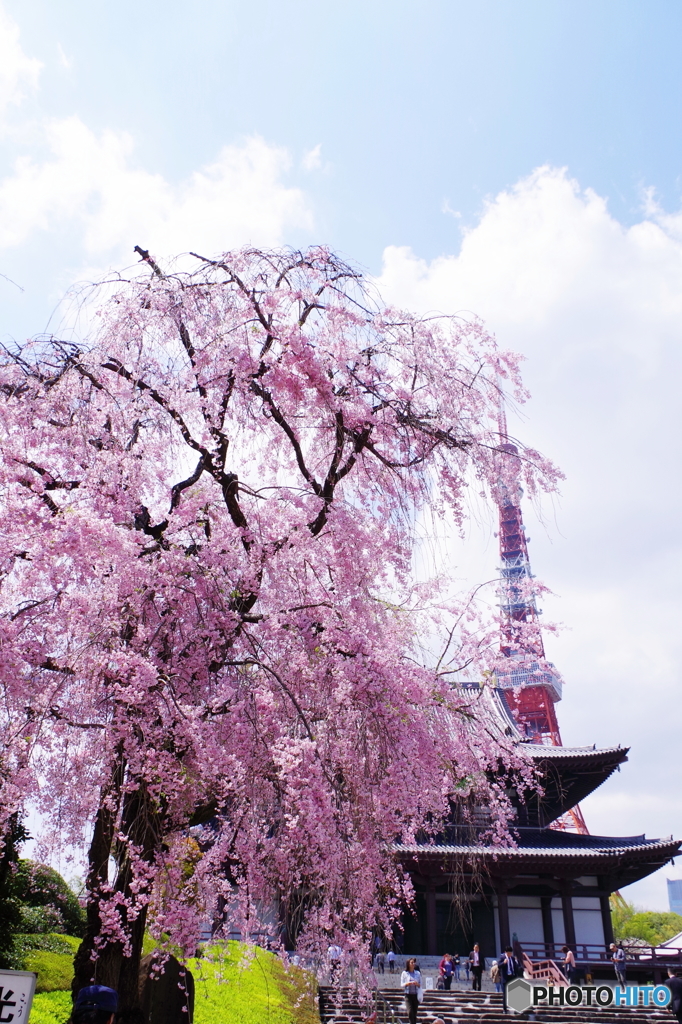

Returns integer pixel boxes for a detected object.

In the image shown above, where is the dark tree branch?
[134,245,164,279]
[100,358,209,458]
[14,458,80,491]
[40,658,75,675]
[250,379,321,495]
[133,506,169,541]
[170,456,205,511]
[48,707,106,730]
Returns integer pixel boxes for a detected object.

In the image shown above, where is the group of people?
[398,944,523,1024]
[377,934,682,1024]
[436,944,484,990]
[372,949,397,973]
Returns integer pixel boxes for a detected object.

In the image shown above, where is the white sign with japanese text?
[0,970,37,1024]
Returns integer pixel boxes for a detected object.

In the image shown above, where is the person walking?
[490,959,502,992]
[499,947,522,1011]
[328,942,342,983]
[400,957,422,1024]
[387,949,396,974]
[376,950,386,974]
[469,943,483,991]
[439,953,454,990]
[666,968,682,1024]
[562,945,577,984]
[610,942,626,987]
[452,953,461,981]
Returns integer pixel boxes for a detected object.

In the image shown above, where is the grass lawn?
[189,942,318,1024]
[25,939,317,1024]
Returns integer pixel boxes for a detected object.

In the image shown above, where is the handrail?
[318,983,400,1024]
[371,987,400,1024]
[515,941,682,966]
[523,953,568,987]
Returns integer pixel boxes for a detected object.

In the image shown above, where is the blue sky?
[2,0,682,911]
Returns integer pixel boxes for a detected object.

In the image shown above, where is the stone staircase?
[318,985,673,1023]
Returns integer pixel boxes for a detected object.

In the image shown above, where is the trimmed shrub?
[9,861,84,937]
[14,933,80,958]
[25,950,76,993]
[18,906,65,935]
[28,990,72,1024]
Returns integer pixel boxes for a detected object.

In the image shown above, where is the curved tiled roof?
[394,826,680,859]
[522,742,629,760]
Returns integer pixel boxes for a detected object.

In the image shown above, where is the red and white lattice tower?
[495,403,588,833]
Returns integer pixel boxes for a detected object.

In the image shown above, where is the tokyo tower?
[494,403,588,833]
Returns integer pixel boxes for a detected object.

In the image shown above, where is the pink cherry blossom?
[0,247,559,1009]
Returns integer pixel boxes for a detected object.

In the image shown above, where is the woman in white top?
[400,957,421,1024]
[562,945,577,984]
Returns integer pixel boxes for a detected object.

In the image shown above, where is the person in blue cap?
[71,985,118,1024]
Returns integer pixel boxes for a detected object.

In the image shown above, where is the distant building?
[668,878,682,916]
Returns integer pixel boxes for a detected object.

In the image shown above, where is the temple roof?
[522,743,629,824]
[523,743,627,759]
[394,827,682,888]
[395,827,678,855]
[453,685,630,823]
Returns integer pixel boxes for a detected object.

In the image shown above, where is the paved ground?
[370,958,497,993]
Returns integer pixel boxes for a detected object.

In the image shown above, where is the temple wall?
[507,896,544,944]
[572,896,605,945]
[491,894,605,949]
[550,895,604,946]
[551,903,566,944]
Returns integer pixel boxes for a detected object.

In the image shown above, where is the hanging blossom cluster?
[0,247,560,975]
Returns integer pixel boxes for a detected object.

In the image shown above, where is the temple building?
[395,422,681,962]
[395,685,681,958]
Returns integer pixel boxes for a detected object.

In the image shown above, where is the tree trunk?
[72,751,125,997]
[113,783,159,1012]
[73,759,161,1018]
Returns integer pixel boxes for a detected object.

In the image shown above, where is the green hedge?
[24,951,75,993]
[27,991,72,1024]
[10,862,84,937]
[14,934,80,957]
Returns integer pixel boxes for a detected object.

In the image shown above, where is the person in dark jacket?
[498,947,522,1011]
[667,968,682,1024]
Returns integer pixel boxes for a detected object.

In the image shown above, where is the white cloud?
[441,199,461,219]
[0,117,312,257]
[0,3,41,115]
[376,166,682,909]
[56,42,72,72]
[302,143,323,172]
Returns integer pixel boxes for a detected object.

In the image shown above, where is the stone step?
[318,985,671,1023]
